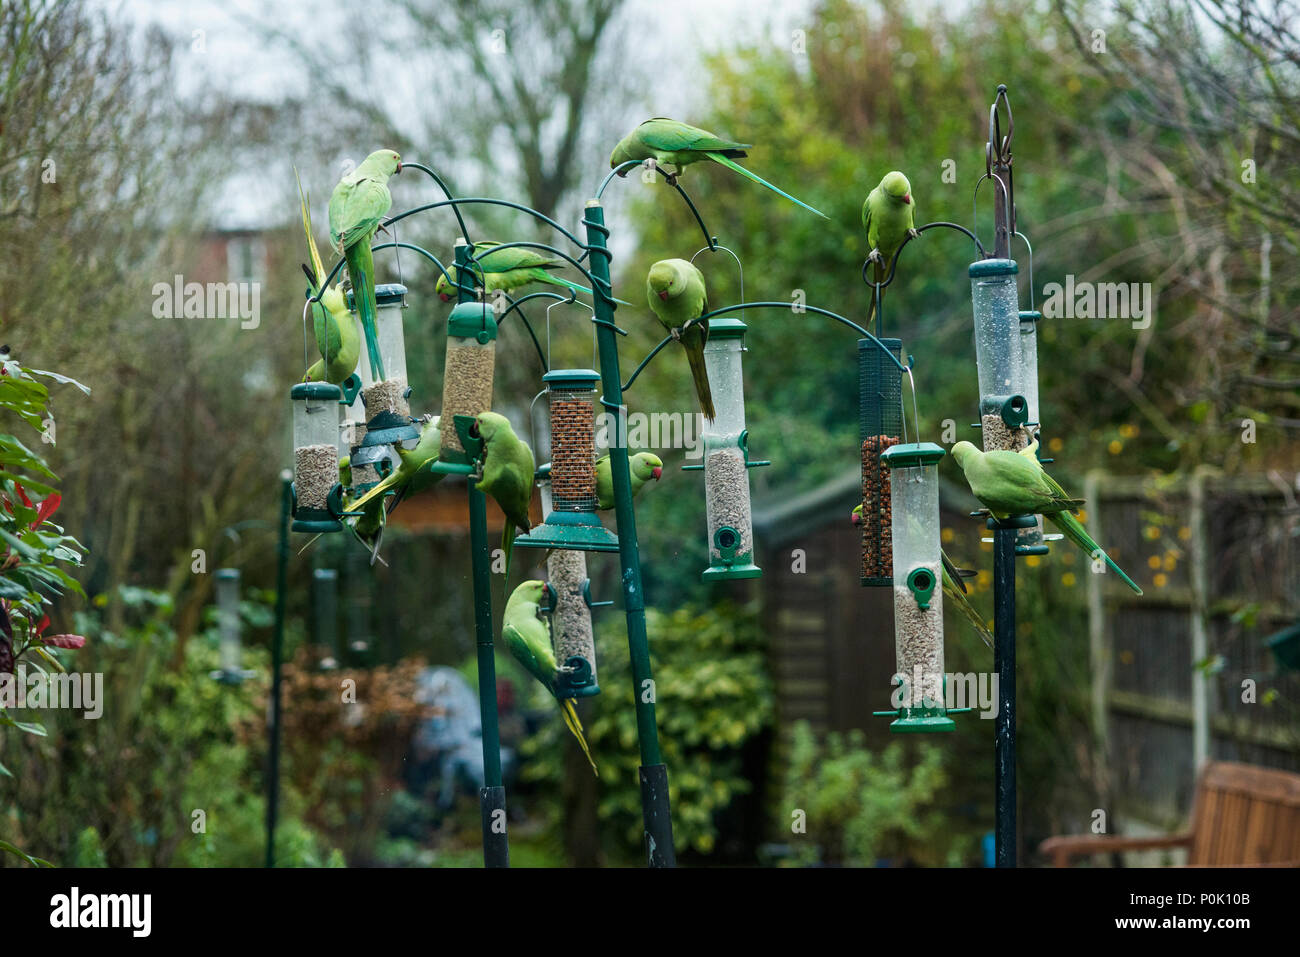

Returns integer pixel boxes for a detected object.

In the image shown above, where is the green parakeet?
[647,259,715,420]
[435,241,621,303]
[471,412,535,579]
[852,504,993,649]
[328,149,401,376]
[296,169,359,384]
[502,580,597,775]
[595,451,663,510]
[342,416,443,563]
[862,171,918,330]
[609,117,828,218]
[950,441,1143,595]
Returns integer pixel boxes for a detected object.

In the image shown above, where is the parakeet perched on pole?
[297,170,360,385]
[950,441,1143,595]
[646,259,715,421]
[595,451,662,510]
[502,580,597,775]
[610,117,828,218]
[852,504,993,649]
[435,241,603,301]
[471,412,535,579]
[328,149,401,380]
[862,170,918,331]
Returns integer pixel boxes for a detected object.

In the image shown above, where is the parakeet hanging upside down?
[502,579,597,775]
[609,117,828,218]
[595,451,663,510]
[646,259,715,421]
[950,441,1143,595]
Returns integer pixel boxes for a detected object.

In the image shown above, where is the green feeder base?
[514,510,621,552]
[702,562,763,581]
[292,515,342,533]
[891,712,957,733]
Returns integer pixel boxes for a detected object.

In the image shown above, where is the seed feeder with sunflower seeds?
[290,381,345,533]
[515,369,620,552]
[439,299,498,462]
[350,282,420,487]
[696,317,765,580]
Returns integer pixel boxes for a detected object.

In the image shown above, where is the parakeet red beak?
[439,292,451,302]
[658,290,669,300]
[651,466,662,479]
[850,511,861,526]
[903,194,911,204]
[396,162,402,173]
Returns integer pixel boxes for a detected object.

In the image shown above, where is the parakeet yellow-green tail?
[296,169,359,384]
[502,580,597,775]
[950,441,1143,595]
[862,171,918,331]
[472,412,535,580]
[610,117,828,218]
[646,259,715,420]
[435,241,632,306]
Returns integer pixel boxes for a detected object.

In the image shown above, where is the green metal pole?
[582,200,676,867]
[265,470,292,868]
[454,239,510,868]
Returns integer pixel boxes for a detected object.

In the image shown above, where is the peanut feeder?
[860,336,904,585]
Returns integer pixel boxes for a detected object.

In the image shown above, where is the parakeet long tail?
[540,273,634,307]
[343,239,385,380]
[1048,511,1143,595]
[704,152,829,219]
[560,697,598,776]
[683,340,716,421]
[502,525,516,581]
[942,569,993,650]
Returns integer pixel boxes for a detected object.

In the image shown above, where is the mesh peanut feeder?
[515,369,619,552]
[546,549,601,697]
[700,318,763,580]
[878,442,956,733]
[291,381,344,532]
[439,301,498,461]
[860,336,904,585]
[969,259,1030,452]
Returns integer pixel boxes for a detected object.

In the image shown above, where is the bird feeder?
[860,336,904,585]
[545,549,601,697]
[211,568,252,685]
[351,283,420,452]
[291,381,344,533]
[515,370,619,552]
[969,260,1030,452]
[1016,309,1046,552]
[701,318,762,580]
[313,568,340,671]
[439,301,498,461]
[880,442,954,732]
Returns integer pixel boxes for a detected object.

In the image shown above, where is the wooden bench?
[1040,761,1300,866]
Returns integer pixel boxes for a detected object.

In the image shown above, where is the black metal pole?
[266,472,291,868]
[992,523,1017,867]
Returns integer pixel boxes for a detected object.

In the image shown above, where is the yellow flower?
[1153,572,1168,588]
[1108,439,1123,455]
[1119,423,1138,439]
[1148,555,1162,569]
[941,527,955,543]
[1163,554,1177,571]
[1049,437,1064,452]
[1178,526,1191,541]
[1143,525,1161,540]
[1076,508,1088,523]
[1025,555,1041,567]
[980,540,993,552]
[1062,572,1077,587]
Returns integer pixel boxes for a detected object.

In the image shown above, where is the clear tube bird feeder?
[969,259,1030,451]
[860,337,903,585]
[701,318,762,580]
[313,568,340,671]
[880,443,954,732]
[215,568,242,680]
[1016,308,1047,552]
[439,301,498,461]
[546,549,601,697]
[515,370,619,552]
[353,283,419,457]
[291,381,343,532]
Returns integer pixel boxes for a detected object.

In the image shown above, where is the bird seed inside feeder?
[861,434,900,580]
[895,562,944,707]
[440,342,495,454]
[705,446,753,562]
[362,376,410,422]
[980,413,1030,453]
[550,394,597,509]
[295,444,339,509]
[347,421,380,488]
[547,549,596,684]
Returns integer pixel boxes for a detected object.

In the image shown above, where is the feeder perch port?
[860,336,904,586]
[700,317,762,581]
[440,301,498,461]
[291,381,344,533]
[515,369,620,552]
[878,442,957,733]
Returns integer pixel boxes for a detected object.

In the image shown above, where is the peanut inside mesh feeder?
[699,318,763,580]
[291,381,344,533]
[515,369,620,552]
[439,301,498,462]
[875,442,962,733]
[545,549,604,698]
[860,336,904,586]
[969,259,1030,453]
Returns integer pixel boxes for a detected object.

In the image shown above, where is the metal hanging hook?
[691,241,744,315]
[972,173,1010,258]
[1014,230,1035,311]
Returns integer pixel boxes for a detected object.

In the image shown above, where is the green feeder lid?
[969,258,1018,278]
[215,568,240,582]
[290,382,343,401]
[880,441,946,468]
[543,368,600,390]
[345,283,407,309]
[706,317,747,339]
[447,301,499,342]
